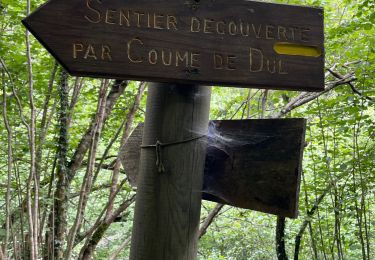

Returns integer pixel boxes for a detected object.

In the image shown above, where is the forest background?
[0,0,374,259]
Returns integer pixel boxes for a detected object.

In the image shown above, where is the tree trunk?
[76,82,145,259]
[52,70,69,260]
[276,216,288,260]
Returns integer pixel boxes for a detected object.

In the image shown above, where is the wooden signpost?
[121,119,306,218]
[23,0,324,91]
[23,0,324,259]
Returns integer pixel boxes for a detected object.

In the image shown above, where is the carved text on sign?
[23,0,324,91]
[85,1,311,42]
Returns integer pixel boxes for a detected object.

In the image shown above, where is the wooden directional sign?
[120,119,306,218]
[23,0,324,91]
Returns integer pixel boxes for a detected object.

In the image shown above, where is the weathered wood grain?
[23,0,324,91]
[121,119,306,218]
[129,83,211,260]
[203,119,306,218]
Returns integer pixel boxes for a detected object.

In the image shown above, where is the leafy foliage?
[0,0,374,259]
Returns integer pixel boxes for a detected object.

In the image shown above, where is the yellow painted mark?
[274,42,322,57]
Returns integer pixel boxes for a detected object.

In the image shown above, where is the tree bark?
[130,83,211,260]
[51,70,69,260]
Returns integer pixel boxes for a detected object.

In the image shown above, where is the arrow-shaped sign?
[23,0,324,91]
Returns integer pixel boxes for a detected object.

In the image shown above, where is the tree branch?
[25,1,39,255]
[293,173,345,260]
[77,82,146,259]
[198,204,224,239]
[65,79,110,260]
[273,74,357,118]
[327,68,374,103]
[2,61,13,260]
[78,195,136,260]
[108,237,132,260]
[67,80,128,183]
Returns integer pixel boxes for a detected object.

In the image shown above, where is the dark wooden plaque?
[23,0,324,91]
[120,119,306,218]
